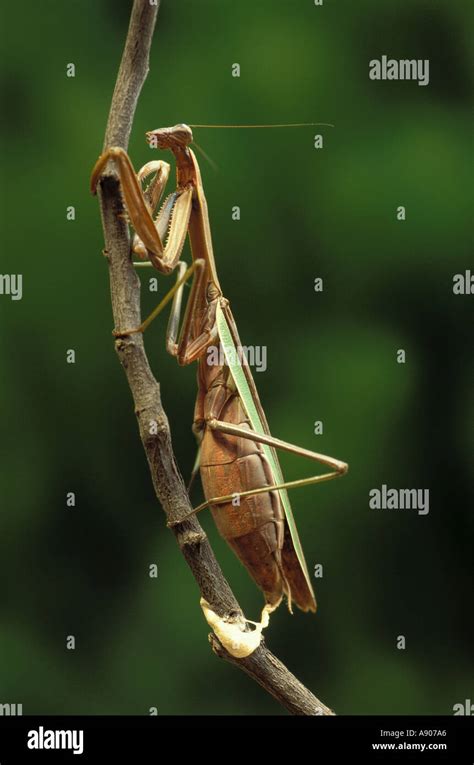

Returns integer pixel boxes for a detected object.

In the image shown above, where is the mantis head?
[146,124,193,151]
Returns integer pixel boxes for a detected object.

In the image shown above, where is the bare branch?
[92,0,334,716]
[209,636,333,716]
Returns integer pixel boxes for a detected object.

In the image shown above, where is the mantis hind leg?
[169,419,347,521]
[187,442,202,494]
[113,258,206,338]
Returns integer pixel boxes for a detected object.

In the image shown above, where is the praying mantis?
[91,123,348,634]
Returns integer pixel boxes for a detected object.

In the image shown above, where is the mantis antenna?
[191,140,219,172]
[189,122,334,128]
[190,123,334,170]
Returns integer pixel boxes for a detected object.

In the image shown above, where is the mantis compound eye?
[146,124,193,150]
[174,123,193,145]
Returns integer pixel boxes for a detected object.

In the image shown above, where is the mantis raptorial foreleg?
[132,160,175,257]
[91,147,193,272]
[137,160,170,210]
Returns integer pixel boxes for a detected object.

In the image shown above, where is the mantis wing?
[216,302,316,611]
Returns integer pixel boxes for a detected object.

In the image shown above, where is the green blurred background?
[1,0,473,715]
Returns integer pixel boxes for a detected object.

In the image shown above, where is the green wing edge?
[216,303,315,599]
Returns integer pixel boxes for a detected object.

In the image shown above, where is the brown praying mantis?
[91,123,347,648]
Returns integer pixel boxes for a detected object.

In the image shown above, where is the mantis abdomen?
[197,358,292,609]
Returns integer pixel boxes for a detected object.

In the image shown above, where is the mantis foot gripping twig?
[200,598,279,658]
